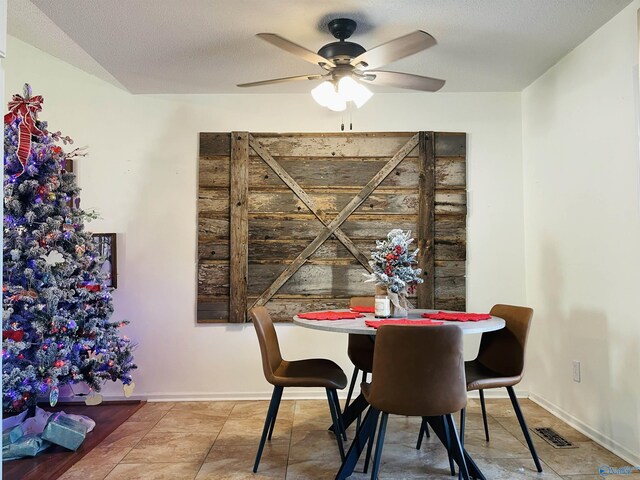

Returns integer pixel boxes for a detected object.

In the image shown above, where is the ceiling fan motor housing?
[318,41,366,64]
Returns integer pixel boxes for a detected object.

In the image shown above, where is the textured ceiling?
[8,0,634,94]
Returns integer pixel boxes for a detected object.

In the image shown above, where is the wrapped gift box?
[41,413,88,451]
[2,434,51,461]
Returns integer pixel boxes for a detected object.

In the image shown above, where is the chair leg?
[507,386,543,473]
[370,411,389,480]
[363,411,379,473]
[345,367,359,410]
[458,408,466,480]
[479,389,490,441]
[331,388,348,441]
[442,413,456,476]
[416,417,428,449]
[267,385,284,441]
[253,386,283,473]
[445,414,470,480]
[326,388,346,461]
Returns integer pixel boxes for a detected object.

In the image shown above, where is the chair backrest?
[349,297,375,307]
[476,304,533,378]
[367,324,467,417]
[249,306,283,385]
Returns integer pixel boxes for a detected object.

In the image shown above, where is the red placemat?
[421,311,491,322]
[350,306,375,313]
[365,319,444,329]
[297,311,365,321]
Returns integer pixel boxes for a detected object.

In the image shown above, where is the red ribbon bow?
[2,330,25,342]
[4,93,46,177]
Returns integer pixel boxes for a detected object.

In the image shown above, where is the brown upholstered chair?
[344,297,376,409]
[462,304,542,472]
[250,306,348,472]
[362,324,470,480]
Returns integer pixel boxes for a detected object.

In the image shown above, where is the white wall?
[4,35,526,401]
[522,0,640,464]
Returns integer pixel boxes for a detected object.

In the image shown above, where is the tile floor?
[59,398,638,480]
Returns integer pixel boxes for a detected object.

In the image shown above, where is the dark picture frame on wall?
[92,233,117,288]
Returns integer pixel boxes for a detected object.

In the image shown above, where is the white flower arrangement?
[364,229,424,295]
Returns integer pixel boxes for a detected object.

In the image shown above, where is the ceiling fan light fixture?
[337,76,373,108]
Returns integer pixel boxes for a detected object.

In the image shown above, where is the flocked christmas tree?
[2,84,136,414]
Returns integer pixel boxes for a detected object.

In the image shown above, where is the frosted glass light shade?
[311,81,346,111]
[337,76,373,108]
[312,77,372,111]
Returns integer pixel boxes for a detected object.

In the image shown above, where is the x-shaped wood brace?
[249,133,419,308]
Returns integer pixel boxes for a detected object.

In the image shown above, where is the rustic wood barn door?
[198,132,466,323]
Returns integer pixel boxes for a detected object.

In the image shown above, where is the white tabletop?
[293,309,505,335]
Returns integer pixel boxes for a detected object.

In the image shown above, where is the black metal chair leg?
[363,411,379,474]
[326,388,346,461]
[506,386,542,472]
[267,386,284,440]
[370,411,389,480]
[331,388,347,441]
[458,408,466,480]
[253,386,283,473]
[446,414,470,480]
[479,389,490,442]
[345,367,359,410]
[442,413,456,476]
[416,417,427,449]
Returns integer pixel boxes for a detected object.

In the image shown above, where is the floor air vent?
[532,427,577,448]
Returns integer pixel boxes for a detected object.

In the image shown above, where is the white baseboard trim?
[90,388,529,403]
[529,392,640,466]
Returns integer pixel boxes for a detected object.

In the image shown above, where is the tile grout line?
[285,400,297,479]
[193,402,234,479]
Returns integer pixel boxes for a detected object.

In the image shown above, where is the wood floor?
[48,398,637,480]
[3,401,144,480]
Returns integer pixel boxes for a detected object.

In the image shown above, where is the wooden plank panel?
[229,132,249,323]
[246,215,419,241]
[435,297,466,311]
[435,275,465,299]
[199,190,229,214]
[435,240,466,261]
[248,264,374,297]
[249,191,418,214]
[197,299,230,322]
[199,238,465,262]
[434,132,466,157]
[200,214,462,243]
[436,157,466,188]
[200,133,231,156]
[247,157,420,189]
[251,133,418,158]
[199,156,230,188]
[198,264,229,296]
[199,217,230,239]
[198,190,462,216]
[198,156,464,190]
[417,131,435,308]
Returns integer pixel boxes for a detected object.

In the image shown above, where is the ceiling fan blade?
[237,74,325,88]
[351,31,437,70]
[362,71,445,92]
[257,33,335,68]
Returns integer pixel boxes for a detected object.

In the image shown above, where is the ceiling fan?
[237,18,445,111]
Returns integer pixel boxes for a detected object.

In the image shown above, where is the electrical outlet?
[572,360,581,383]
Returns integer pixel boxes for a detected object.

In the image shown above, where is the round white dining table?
[293,309,505,335]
